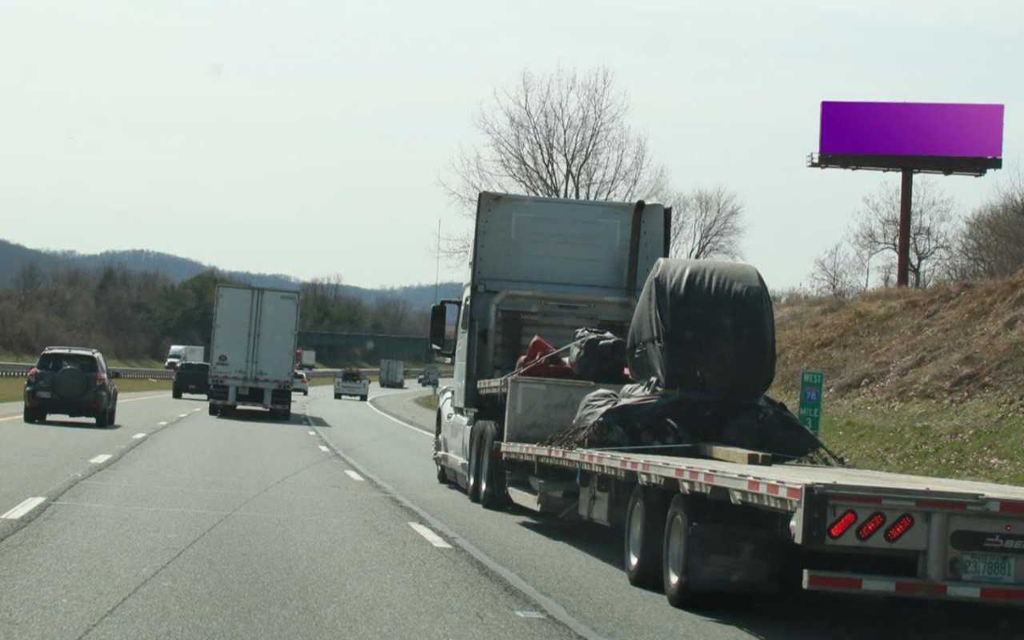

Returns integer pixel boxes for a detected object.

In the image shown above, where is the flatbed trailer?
[433,375,1024,609]
[500,438,1024,607]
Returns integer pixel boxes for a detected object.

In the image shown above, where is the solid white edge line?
[408,522,452,548]
[318,445,330,453]
[344,470,364,482]
[89,454,112,464]
[365,400,432,438]
[132,433,147,439]
[1,496,47,520]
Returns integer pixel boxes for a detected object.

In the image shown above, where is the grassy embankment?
[770,273,1024,485]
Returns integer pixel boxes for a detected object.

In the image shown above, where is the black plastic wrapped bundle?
[627,259,775,401]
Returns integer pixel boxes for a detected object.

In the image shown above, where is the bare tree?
[441,67,665,259]
[667,186,745,259]
[945,171,1024,280]
[809,242,856,297]
[853,179,956,288]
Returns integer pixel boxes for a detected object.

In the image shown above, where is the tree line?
[0,267,428,364]
[809,172,1024,296]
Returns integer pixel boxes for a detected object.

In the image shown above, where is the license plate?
[36,391,51,399]
[961,553,1016,584]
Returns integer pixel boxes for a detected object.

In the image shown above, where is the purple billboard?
[819,101,1004,159]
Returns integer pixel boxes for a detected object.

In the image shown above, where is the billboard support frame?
[809,101,1004,288]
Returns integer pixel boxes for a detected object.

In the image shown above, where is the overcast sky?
[1,0,1020,290]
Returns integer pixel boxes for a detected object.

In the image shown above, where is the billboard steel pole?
[897,169,913,288]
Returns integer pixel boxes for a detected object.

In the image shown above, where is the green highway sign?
[798,370,824,436]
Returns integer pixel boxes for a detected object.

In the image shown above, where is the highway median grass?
[414,393,439,412]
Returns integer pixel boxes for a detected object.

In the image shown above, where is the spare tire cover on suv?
[54,366,90,400]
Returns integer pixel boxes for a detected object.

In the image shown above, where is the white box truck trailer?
[165,345,204,369]
[208,285,300,420]
[379,359,405,389]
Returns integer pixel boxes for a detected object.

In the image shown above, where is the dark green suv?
[173,362,210,399]
[23,347,119,427]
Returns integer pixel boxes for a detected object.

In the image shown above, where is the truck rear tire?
[467,425,482,503]
[23,407,37,424]
[477,421,506,509]
[209,404,218,416]
[663,494,696,608]
[334,393,340,400]
[624,485,667,590]
[172,389,182,399]
[360,395,367,402]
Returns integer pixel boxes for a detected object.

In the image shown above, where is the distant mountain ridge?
[0,238,462,309]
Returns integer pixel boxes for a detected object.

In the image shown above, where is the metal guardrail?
[0,363,426,381]
[0,362,175,380]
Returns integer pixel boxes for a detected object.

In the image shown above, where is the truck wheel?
[624,485,667,589]
[434,414,448,484]
[360,395,367,402]
[663,494,696,608]
[477,421,506,509]
[108,404,117,426]
[95,408,110,428]
[172,389,182,399]
[467,425,482,503]
[23,407,37,424]
[209,404,219,417]
[334,393,340,400]
[304,390,308,396]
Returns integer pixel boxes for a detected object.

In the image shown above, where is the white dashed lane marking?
[318,445,330,453]
[344,470,364,482]
[158,421,168,426]
[408,522,452,548]
[132,433,147,439]
[89,454,112,464]
[1,497,47,520]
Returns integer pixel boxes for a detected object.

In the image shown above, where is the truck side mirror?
[430,300,461,358]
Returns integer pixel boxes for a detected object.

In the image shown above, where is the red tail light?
[856,512,887,541]
[96,373,107,385]
[884,514,915,543]
[828,510,858,539]
[27,367,39,382]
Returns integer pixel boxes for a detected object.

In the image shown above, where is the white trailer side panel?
[211,287,257,379]
[255,290,300,384]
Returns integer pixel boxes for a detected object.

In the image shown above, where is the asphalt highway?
[2,382,1024,639]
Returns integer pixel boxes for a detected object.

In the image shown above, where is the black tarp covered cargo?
[567,328,629,384]
[627,259,775,401]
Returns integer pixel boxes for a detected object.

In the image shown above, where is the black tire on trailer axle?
[624,484,668,589]
[663,494,696,608]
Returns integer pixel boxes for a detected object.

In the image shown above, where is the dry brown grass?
[769,273,1024,483]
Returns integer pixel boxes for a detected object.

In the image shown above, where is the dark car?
[173,362,210,399]
[23,347,119,427]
